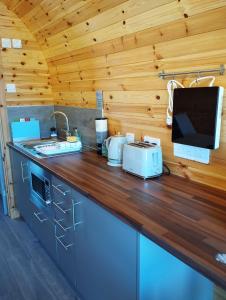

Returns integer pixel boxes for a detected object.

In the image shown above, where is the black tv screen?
[172,87,223,149]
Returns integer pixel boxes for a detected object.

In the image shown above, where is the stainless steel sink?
[34,140,82,156]
[15,138,83,158]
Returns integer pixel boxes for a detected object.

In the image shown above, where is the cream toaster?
[122,142,163,179]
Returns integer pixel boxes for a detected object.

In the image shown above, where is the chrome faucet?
[51,111,70,137]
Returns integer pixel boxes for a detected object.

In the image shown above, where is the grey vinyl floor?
[0,202,78,300]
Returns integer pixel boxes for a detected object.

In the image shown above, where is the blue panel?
[0,145,7,215]
[7,106,55,139]
[140,234,214,300]
[75,191,137,300]
[11,120,40,142]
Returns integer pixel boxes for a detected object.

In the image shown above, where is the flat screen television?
[172,86,224,149]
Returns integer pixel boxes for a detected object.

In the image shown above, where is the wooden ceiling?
[2,0,226,61]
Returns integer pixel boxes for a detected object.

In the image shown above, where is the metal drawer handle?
[54,218,72,231]
[53,201,71,214]
[73,201,82,228]
[52,184,69,196]
[21,161,29,182]
[56,235,73,251]
[34,212,48,223]
[74,221,82,228]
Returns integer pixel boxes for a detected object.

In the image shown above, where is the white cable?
[189,76,215,87]
[166,80,184,126]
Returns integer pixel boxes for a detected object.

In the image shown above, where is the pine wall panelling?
[0,2,53,106]
[1,0,226,190]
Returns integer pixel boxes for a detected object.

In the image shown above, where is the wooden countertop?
[9,143,226,289]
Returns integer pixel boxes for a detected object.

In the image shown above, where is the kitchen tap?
[51,111,70,137]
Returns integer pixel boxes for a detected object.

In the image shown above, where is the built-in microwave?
[29,161,52,210]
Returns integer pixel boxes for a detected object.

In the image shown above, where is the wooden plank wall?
[0,2,53,106]
[2,0,226,190]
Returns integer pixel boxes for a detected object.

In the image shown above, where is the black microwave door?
[31,173,46,201]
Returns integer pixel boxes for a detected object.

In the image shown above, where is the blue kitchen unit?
[9,147,215,300]
[9,149,31,222]
[140,235,213,300]
[74,188,137,300]
[0,144,7,215]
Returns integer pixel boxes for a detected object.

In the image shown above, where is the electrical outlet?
[126,133,135,143]
[143,136,161,146]
[1,38,11,48]
[6,83,16,93]
[12,39,22,49]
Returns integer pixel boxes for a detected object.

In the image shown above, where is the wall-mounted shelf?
[159,64,225,79]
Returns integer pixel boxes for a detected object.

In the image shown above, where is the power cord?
[166,80,184,127]
[189,76,215,87]
[163,163,170,175]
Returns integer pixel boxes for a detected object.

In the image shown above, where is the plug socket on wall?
[143,136,161,146]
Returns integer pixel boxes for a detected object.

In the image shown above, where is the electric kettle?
[105,134,127,166]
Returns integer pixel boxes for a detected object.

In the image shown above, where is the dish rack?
[34,141,82,156]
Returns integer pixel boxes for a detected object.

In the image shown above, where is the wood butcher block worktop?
[8,143,226,290]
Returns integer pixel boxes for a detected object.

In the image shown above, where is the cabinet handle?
[73,201,82,228]
[53,201,71,214]
[56,235,73,251]
[74,221,82,228]
[54,218,72,231]
[34,212,48,223]
[52,184,69,196]
[21,161,29,183]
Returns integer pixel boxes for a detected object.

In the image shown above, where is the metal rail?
[159,64,225,79]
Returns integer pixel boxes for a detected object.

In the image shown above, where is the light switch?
[174,143,210,164]
[6,83,16,93]
[1,38,11,48]
[12,39,22,48]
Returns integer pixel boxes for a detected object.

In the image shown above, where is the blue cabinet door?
[52,175,77,287]
[55,224,76,287]
[30,201,57,262]
[10,150,57,261]
[139,234,214,300]
[74,189,138,300]
[10,149,31,223]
